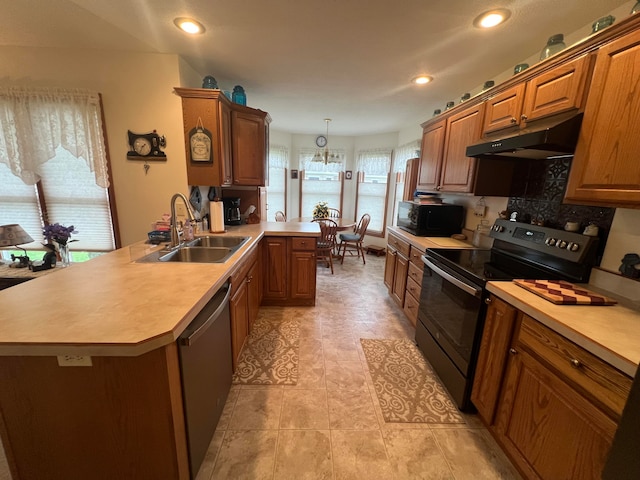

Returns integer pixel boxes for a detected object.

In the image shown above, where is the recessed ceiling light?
[473,9,511,29]
[412,75,434,85]
[173,17,206,35]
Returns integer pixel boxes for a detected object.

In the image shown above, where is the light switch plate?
[57,355,93,367]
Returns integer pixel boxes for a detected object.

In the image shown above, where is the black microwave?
[397,202,464,237]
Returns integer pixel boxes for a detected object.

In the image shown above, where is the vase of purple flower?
[43,223,77,267]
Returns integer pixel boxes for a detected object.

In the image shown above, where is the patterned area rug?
[360,339,464,423]
[232,316,299,385]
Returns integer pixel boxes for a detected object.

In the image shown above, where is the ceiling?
[1,0,631,136]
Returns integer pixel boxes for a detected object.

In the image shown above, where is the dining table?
[289,217,356,232]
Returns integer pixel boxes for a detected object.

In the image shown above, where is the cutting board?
[513,279,618,305]
[426,237,472,248]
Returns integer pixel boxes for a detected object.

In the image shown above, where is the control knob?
[568,242,580,252]
[557,240,568,249]
[545,237,557,247]
[493,224,504,232]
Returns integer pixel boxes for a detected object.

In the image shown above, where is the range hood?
[466,113,583,159]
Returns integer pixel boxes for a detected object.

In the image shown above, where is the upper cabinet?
[482,55,591,135]
[565,29,640,208]
[417,104,514,196]
[175,88,270,187]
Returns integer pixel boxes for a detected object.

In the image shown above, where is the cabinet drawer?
[403,287,419,327]
[517,315,632,419]
[405,276,421,301]
[407,261,423,285]
[409,246,425,269]
[291,237,316,251]
[388,232,410,257]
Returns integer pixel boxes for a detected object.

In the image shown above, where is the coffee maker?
[223,197,242,225]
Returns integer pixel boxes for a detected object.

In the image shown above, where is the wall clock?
[316,135,327,148]
[127,130,166,161]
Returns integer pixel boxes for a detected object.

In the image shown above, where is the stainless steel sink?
[161,247,232,263]
[188,236,249,249]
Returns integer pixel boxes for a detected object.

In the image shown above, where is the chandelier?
[313,118,343,165]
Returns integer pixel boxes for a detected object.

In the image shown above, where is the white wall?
[0,46,189,246]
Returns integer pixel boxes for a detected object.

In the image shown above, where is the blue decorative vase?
[232,85,246,106]
[202,75,218,89]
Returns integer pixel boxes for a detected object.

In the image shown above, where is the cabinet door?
[230,280,249,369]
[440,103,485,192]
[471,295,518,424]
[495,349,616,480]
[416,120,446,191]
[482,84,526,135]
[290,251,316,302]
[262,237,287,300]
[383,246,397,291]
[219,100,233,186]
[522,54,590,124]
[231,110,266,186]
[391,252,408,307]
[565,31,640,207]
[403,158,420,201]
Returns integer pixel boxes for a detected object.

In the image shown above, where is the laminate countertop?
[0,222,319,357]
[487,280,640,377]
[387,226,475,250]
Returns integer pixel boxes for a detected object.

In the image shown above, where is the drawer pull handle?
[485,298,492,305]
[570,358,581,369]
[509,348,517,355]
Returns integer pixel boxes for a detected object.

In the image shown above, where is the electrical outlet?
[175,204,186,216]
[474,205,487,217]
[57,355,93,367]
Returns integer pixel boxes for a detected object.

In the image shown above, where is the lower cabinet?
[472,294,633,480]
[403,246,425,327]
[262,236,316,306]
[229,245,260,368]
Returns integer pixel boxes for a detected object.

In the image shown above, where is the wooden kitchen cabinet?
[261,236,317,306]
[402,157,420,200]
[402,245,425,327]
[416,120,445,191]
[175,87,270,187]
[565,29,640,207]
[482,55,591,135]
[472,297,633,480]
[384,231,410,307]
[229,245,260,367]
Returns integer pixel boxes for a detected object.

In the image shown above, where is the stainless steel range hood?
[466,113,583,159]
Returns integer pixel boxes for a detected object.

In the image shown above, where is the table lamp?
[0,224,35,268]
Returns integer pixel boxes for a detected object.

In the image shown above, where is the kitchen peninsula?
[0,222,319,480]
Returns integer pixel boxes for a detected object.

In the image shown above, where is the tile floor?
[197,253,523,480]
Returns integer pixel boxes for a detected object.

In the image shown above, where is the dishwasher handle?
[179,283,231,347]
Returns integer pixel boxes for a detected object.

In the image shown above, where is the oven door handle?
[422,255,482,298]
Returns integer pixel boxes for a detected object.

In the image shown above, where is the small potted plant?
[312,201,329,219]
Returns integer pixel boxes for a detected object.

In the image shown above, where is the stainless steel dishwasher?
[178,282,232,479]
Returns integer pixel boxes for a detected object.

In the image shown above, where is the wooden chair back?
[327,208,342,218]
[312,218,337,274]
[275,211,286,222]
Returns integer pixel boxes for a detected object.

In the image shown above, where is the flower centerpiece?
[312,201,329,219]
[43,223,77,267]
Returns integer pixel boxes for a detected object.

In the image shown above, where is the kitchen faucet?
[169,192,197,249]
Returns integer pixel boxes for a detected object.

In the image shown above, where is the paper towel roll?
[209,201,225,233]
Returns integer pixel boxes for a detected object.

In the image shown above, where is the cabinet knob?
[436,186,441,190]
[521,114,528,121]
[484,297,492,305]
[510,117,517,124]
[570,358,581,369]
[247,275,252,283]
[509,348,518,355]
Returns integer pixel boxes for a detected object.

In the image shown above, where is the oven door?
[417,254,484,376]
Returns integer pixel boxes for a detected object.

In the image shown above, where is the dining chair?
[337,213,371,265]
[327,208,342,218]
[312,218,338,274]
[275,211,286,222]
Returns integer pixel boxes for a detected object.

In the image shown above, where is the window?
[355,149,392,235]
[299,149,344,216]
[266,145,288,220]
[0,87,116,261]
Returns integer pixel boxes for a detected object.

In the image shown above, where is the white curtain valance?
[356,148,393,175]
[393,140,420,172]
[0,86,109,187]
[269,144,289,169]
[299,148,345,173]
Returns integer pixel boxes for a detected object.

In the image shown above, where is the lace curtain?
[299,148,345,173]
[356,148,393,175]
[269,144,289,169]
[393,140,420,172]
[0,86,110,187]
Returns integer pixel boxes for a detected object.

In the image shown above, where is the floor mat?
[360,338,464,423]
[232,315,299,385]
